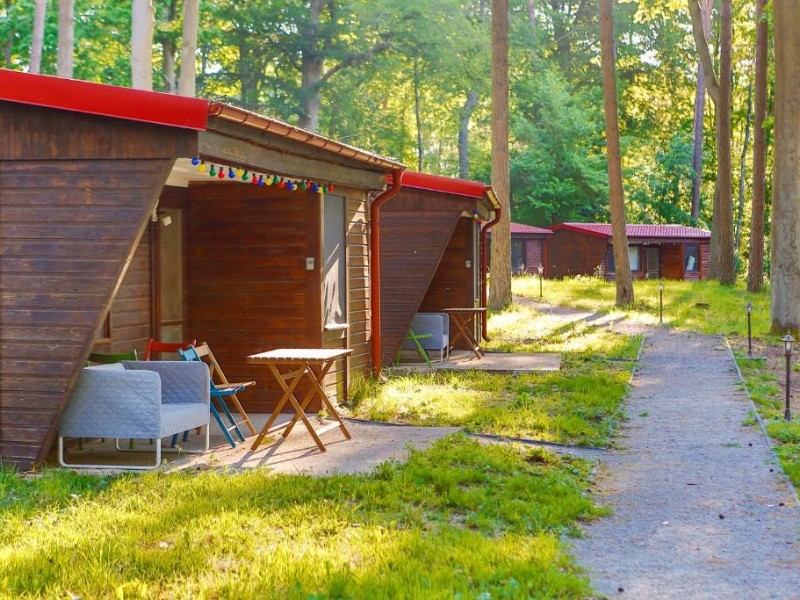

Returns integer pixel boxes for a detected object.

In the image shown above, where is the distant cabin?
[547,223,711,281]
[510,223,552,275]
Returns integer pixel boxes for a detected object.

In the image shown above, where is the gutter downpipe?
[480,197,501,342]
[370,167,405,378]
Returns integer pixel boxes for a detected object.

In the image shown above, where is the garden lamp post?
[537,264,544,299]
[783,334,795,422]
[745,302,753,358]
[658,281,664,325]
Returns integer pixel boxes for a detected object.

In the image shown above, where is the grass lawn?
[348,302,639,447]
[514,275,800,490]
[514,275,773,339]
[0,436,604,599]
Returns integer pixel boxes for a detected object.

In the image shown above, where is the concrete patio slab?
[394,350,561,374]
[47,413,461,476]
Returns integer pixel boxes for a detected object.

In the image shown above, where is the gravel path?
[572,328,800,599]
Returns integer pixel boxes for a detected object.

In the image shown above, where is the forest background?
[0,0,771,275]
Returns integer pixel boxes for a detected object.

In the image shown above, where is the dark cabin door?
[154,207,186,345]
[646,246,660,279]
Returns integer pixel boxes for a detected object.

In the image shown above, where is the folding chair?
[144,338,197,360]
[178,343,257,448]
[87,349,138,365]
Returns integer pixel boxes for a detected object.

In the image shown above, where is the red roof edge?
[0,69,210,131]
[387,171,500,209]
[549,223,609,238]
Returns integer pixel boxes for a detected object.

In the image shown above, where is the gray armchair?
[58,361,211,470]
[401,312,450,363]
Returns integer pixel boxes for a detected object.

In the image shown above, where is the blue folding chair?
[178,344,255,448]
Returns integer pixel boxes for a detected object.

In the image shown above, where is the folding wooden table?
[443,307,487,359]
[247,348,352,452]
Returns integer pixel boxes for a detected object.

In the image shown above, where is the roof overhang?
[391,171,500,210]
[0,68,209,130]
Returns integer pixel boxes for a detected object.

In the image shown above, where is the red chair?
[144,338,197,361]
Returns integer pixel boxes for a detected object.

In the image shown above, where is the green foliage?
[510,69,609,225]
[0,438,601,599]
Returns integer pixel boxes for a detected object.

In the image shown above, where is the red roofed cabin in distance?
[547,223,711,281]
[509,222,552,275]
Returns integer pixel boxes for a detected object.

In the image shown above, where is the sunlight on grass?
[735,354,800,489]
[514,276,773,339]
[352,302,638,447]
[0,437,602,599]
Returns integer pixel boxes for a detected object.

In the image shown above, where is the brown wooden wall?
[662,243,683,280]
[183,183,320,413]
[0,159,174,470]
[419,218,477,349]
[546,229,607,278]
[380,189,474,363]
[0,102,195,470]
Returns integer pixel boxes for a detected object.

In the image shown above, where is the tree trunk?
[178,0,200,96]
[489,0,511,311]
[298,0,325,131]
[770,0,800,334]
[163,39,177,92]
[459,90,479,179]
[690,0,712,222]
[131,0,155,90]
[30,0,46,73]
[735,81,752,255]
[57,0,74,78]
[600,0,633,307]
[689,0,735,283]
[414,58,424,172]
[710,0,734,283]
[748,0,768,293]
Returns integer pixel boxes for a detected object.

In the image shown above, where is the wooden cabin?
[510,223,552,275]
[0,69,404,470]
[547,223,711,280]
[379,172,499,364]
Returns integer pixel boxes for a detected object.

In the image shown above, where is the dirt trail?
[572,328,800,599]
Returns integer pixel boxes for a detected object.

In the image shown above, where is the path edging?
[726,338,800,508]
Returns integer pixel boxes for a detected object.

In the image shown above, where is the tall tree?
[690,0,711,222]
[489,0,511,310]
[748,0,768,293]
[770,0,800,333]
[458,90,479,179]
[689,0,735,283]
[735,80,752,255]
[56,0,73,78]
[131,0,155,90]
[30,0,46,73]
[600,0,633,307]
[178,0,200,96]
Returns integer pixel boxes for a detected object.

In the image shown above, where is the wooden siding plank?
[0,157,174,471]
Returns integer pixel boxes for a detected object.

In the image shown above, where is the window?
[323,195,347,328]
[628,246,641,271]
[606,245,615,273]
[684,244,699,272]
[511,240,525,274]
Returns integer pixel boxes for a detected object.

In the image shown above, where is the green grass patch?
[0,437,602,599]
[735,354,800,489]
[351,303,638,447]
[514,276,773,339]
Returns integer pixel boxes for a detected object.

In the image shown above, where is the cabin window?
[511,240,526,274]
[628,246,641,271]
[323,194,347,328]
[606,245,615,273]
[685,244,699,272]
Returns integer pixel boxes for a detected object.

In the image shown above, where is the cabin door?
[646,247,660,279]
[154,207,186,344]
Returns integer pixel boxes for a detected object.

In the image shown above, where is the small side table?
[247,348,352,452]
[443,307,487,359]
